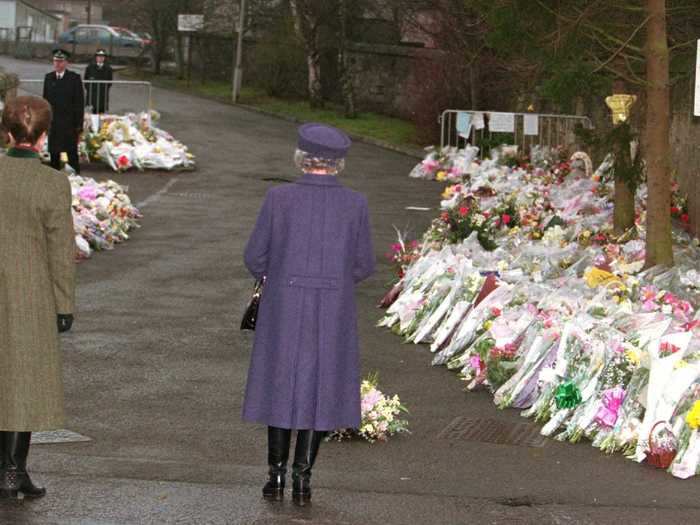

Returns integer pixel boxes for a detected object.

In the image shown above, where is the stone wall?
[347,42,442,120]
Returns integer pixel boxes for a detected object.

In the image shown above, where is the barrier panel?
[440,109,594,155]
[18,79,153,114]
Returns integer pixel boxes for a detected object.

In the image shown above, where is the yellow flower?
[436,171,447,182]
[625,349,641,366]
[582,230,591,238]
[675,360,689,370]
[442,186,455,199]
[483,320,493,331]
[685,401,700,430]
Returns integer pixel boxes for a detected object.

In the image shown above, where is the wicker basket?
[644,421,677,469]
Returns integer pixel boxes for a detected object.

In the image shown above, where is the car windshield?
[115,28,138,38]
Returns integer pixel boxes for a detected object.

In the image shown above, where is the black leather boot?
[262,426,291,501]
[0,432,46,499]
[291,430,326,507]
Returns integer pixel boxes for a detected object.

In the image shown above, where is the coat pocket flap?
[288,275,340,290]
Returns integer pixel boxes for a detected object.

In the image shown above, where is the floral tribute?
[377,142,700,478]
[70,175,141,259]
[47,111,196,173]
[330,372,409,443]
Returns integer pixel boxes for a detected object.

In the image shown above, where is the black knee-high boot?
[291,430,326,506]
[0,432,46,499]
[263,427,291,501]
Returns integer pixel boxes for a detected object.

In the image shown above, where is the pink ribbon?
[594,387,626,428]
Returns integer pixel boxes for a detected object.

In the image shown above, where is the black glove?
[57,314,74,333]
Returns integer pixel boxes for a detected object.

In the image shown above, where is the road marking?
[136,178,179,209]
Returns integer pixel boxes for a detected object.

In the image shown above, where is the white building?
[0,0,60,42]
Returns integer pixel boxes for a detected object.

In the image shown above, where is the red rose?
[441,212,450,222]
[117,155,130,168]
[459,206,469,217]
[670,206,680,215]
[501,213,511,225]
[681,213,690,223]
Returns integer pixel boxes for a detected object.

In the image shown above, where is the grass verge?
[120,70,423,153]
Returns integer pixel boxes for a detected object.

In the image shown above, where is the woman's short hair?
[294,149,346,175]
[1,96,52,145]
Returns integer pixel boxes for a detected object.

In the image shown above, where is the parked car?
[57,25,144,61]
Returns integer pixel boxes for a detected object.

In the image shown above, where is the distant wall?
[347,42,441,120]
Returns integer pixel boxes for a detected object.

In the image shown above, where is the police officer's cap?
[95,49,108,57]
[52,48,70,60]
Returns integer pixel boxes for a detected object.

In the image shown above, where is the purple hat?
[297,123,351,159]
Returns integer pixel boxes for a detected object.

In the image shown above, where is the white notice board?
[178,14,204,32]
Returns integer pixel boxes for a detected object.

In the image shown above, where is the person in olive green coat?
[0,96,76,499]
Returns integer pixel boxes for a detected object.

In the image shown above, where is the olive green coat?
[0,150,76,431]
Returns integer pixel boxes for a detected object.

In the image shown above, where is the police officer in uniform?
[42,48,84,174]
[84,49,113,114]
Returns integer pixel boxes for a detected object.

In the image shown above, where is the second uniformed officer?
[42,48,84,174]
[84,49,113,114]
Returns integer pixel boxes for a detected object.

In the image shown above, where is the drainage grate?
[32,429,92,445]
[261,177,293,183]
[438,417,547,447]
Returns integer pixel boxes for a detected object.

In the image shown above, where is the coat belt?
[287,275,339,290]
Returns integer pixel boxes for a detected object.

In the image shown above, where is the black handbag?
[241,277,265,331]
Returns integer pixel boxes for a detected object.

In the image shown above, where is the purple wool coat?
[242,172,375,430]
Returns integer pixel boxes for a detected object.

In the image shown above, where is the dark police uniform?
[42,52,84,174]
[84,52,113,114]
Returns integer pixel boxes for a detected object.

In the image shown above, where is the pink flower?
[361,388,383,413]
[423,159,439,173]
[642,300,658,312]
[501,214,512,225]
[490,307,502,317]
[469,355,483,373]
[78,187,97,200]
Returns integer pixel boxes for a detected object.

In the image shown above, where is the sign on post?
[178,14,204,32]
[695,40,700,117]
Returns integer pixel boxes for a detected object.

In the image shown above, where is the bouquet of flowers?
[330,373,409,443]
[69,174,142,259]
[77,111,196,172]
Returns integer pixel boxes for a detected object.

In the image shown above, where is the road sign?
[178,14,204,32]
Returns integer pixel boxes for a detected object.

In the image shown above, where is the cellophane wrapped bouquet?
[331,372,409,443]
[377,143,700,478]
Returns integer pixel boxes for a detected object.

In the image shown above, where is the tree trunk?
[644,0,673,267]
[338,0,356,118]
[613,177,636,235]
[290,0,323,108]
[469,63,480,109]
[612,131,637,235]
[307,51,323,108]
[176,32,186,79]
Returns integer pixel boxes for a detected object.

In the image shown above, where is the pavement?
[1,56,699,524]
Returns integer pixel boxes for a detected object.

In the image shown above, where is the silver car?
[57,25,144,61]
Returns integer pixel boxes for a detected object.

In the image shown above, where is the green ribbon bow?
[555,381,582,409]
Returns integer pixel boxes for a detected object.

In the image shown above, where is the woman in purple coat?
[242,123,375,506]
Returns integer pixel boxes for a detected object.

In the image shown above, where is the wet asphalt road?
[1,56,699,524]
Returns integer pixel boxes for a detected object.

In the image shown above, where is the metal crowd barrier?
[440,109,594,156]
[18,79,153,114]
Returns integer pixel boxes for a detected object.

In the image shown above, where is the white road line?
[136,178,179,209]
